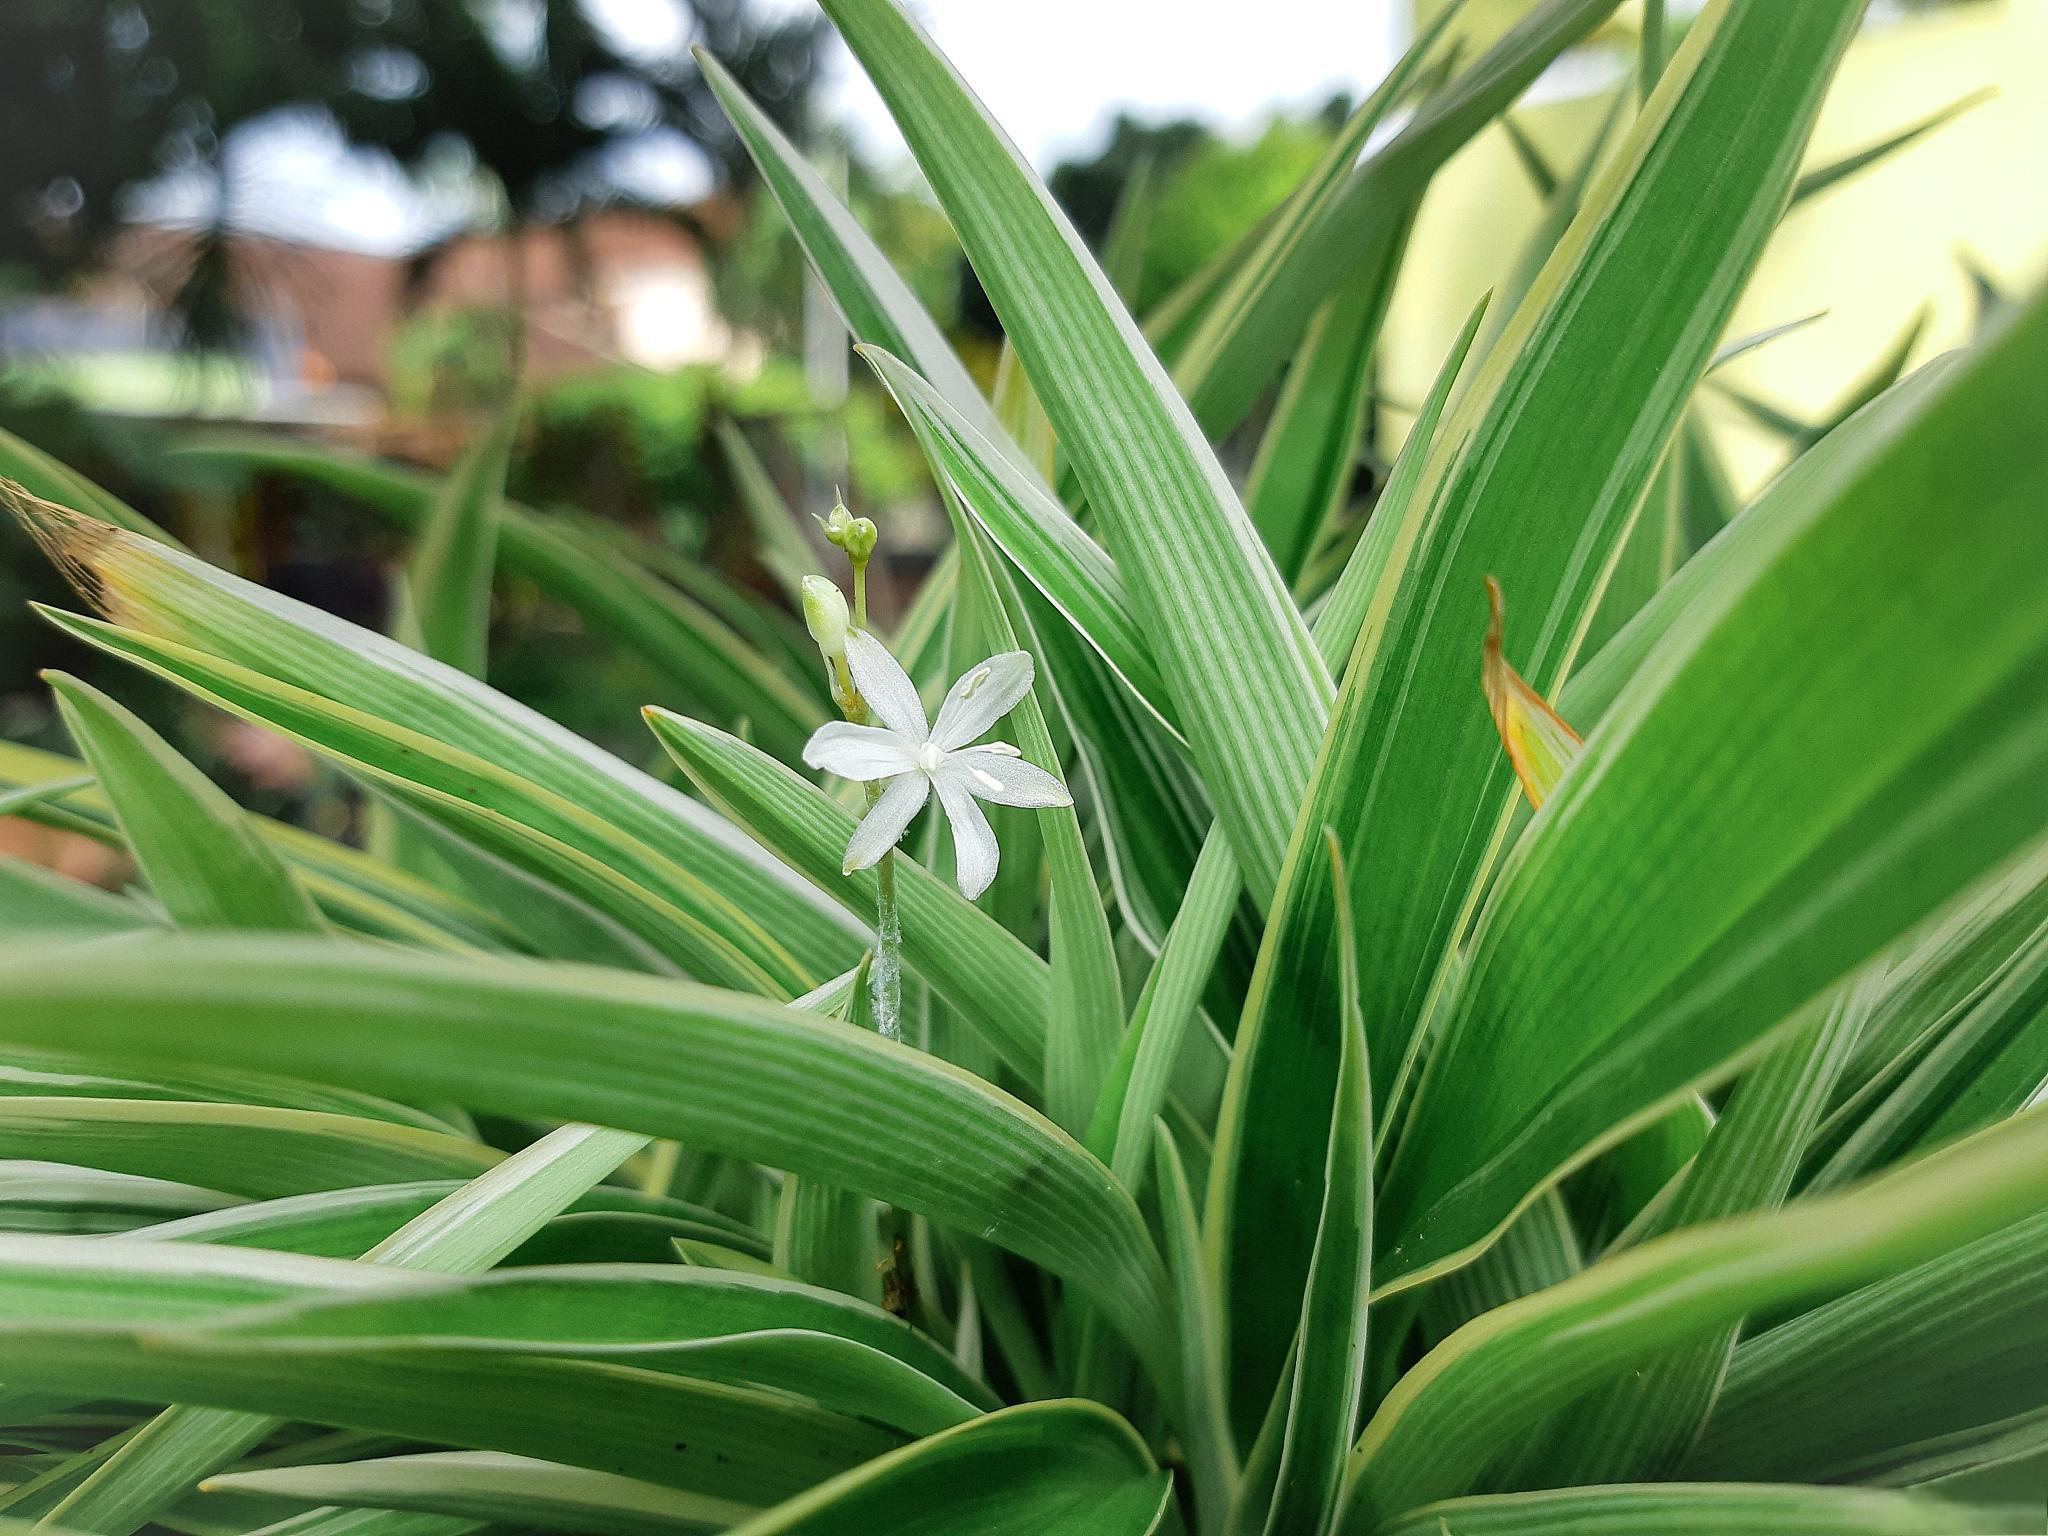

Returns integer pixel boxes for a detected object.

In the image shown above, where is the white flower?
[802,629,1072,900]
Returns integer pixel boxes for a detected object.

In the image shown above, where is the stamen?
[972,768,1004,792]
[960,665,991,699]
[980,741,1021,757]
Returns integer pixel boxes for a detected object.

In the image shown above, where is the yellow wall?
[1383,0,2048,493]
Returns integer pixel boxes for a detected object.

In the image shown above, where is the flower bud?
[818,499,878,564]
[801,575,849,662]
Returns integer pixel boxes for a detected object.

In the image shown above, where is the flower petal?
[930,651,1034,751]
[803,721,919,781]
[844,629,929,740]
[841,773,931,873]
[952,748,1073,808]
[933,774,1000,901]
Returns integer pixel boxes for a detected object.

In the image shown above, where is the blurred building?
[1387,0,2047,492]
[0,205,746,440]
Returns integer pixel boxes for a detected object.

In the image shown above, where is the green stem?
[841,554,899,1044]
[873,846,903,1042]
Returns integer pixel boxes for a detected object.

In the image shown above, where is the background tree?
[0,0,825,343]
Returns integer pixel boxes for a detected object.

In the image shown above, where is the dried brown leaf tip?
[0,479,175,638]
[2,479,125,615]
[1482,575,1582,811]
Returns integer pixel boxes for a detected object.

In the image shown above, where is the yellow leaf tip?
[1479,576,1582,812]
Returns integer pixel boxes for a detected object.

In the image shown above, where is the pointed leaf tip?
[4,479,125,613]
[1482,576,1582,810]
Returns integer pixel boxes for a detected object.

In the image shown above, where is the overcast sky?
[168,0,1409,255]
[786,0,1404,167]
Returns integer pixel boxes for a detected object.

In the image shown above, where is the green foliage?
[522,360,929,533]
[0,4,2043,1535]
[1054,110,1347,314]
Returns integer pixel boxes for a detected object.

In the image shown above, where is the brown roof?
[93,206,729,397]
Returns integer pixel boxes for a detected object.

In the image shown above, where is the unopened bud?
[818,499,878,565]
[802,575,849,662]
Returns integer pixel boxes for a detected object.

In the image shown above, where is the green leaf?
[1367,1484,2026,1536]
[0,739,516,953]
[0,1098,498,1200]
[1260,836,1372,1536]
[205,1453,753,1536]
[1171,5,1455,433]
[1242,222,1410,583]
[1472,90,1626,364]
[1686,1207,2048,1485]
[134,1180,762,1262]
[1342,1104,2048,1528]
[715,419,823,610]
[1563,1096,1711,1255]
[1207,794,1388,1442]
[165,442,824,762]
[1375,276,2048,1293]
[1307,292,1491,676]
[186,1264,995,1434]
[0,431,181,548]
[1791,87,1997,207]
[1160,301,1489,1426]
[1098,154,1156,307]
[228,1508,476,1536]
[36,605,835,994]
[820,0,1332,906]
[642,709,1051,1090]
[0,1258,900,1510]
[1015,575,1216,966]
[1153,1129,1235,1533]
[1561,356,1960,730]
[1828,842,2048,1118]
[225,1261,986,1404]
[1173,0,1624,436]
[777,952,883,1304]
[0,934,1177,1390]
[0,1164,230,1236]
[1421,1192,1582,1348]
[0,774,93,818]
[364,798,673,971]
[1498,114,1560,200]
[1336,0,1862,1124]
[1874,938,2048,1167]
[1716,306,1931,455]
[406,406,515,678]
[1803,848,2048,1194]
[720,1401,1168,1536]
[363,1125,648,1270]
[1088,834,1238,1190]
[948,492,1123,1136]
[45,671,324,934]
[1535,970,1878,1484]
[1708,310,1829,373]
[0,854,157,939]
[693,50,1004,451]
[0,1048,463,1136]
[857,345,1177,742]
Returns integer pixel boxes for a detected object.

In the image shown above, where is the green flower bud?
[801,575,849,662]
[817,499,878,564]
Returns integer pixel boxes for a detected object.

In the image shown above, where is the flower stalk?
[809,509,902,1041]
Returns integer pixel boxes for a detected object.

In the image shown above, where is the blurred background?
[1,0,2044,875]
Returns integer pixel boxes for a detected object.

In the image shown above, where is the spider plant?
[1,1,2045,1533]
